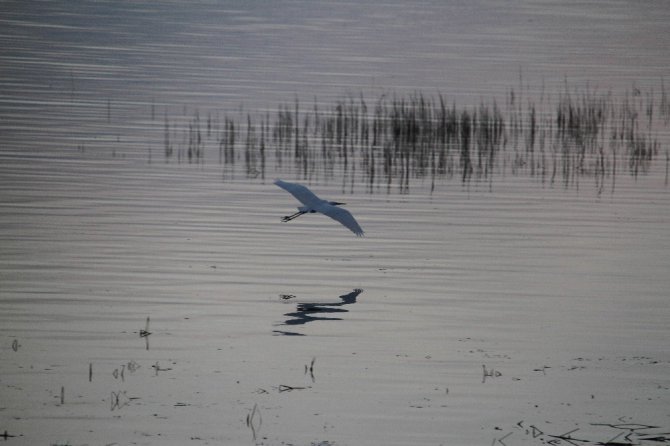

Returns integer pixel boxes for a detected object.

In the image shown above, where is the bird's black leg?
[281,211,306,222]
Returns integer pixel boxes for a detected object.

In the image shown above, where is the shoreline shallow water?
[1,152,668,445]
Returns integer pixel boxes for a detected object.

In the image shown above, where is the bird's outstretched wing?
[275,179,364,236]
[320,205,365,237]
[274,179,321,208]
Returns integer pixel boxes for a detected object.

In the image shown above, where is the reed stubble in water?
[160,83,667,194]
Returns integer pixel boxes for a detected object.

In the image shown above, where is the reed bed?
[161,84,667,192]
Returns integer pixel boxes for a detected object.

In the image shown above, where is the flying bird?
[274,179,364,236]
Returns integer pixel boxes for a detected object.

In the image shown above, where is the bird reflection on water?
[273,288,363,336]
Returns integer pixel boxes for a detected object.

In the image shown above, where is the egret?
[274,179,364,236]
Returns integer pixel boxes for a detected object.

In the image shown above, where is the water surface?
[1,1,669,445]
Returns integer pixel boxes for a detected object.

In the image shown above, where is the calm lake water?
[1,1,669,445]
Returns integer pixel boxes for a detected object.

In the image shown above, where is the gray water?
[1,2,669,445]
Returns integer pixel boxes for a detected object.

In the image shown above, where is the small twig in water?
[495,431,513,446]
[110,390,132,411]
[482,364,502,383]
[139,316,151,350]
[305,357,316,382]
[127,360,141,373]
[246,403,262,441]
[278,384,309,392]
[152,361,172,376]
[139,316,151,337]
[1,430,17,440]
[112,364,126,381]
[548,427,586,446]
[140,316,151,350]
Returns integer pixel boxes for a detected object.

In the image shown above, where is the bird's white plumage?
[319,205,364,236]
[274,179,321,208]
[274,179,364,236]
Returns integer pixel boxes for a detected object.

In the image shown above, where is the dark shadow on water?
[273,288,363,336]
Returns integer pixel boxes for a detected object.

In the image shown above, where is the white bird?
[274,179,364,236]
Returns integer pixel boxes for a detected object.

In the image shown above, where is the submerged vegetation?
[161,83,669,193]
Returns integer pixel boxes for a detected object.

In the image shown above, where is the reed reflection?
[162,87,668,195]
[273,288,363,336]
